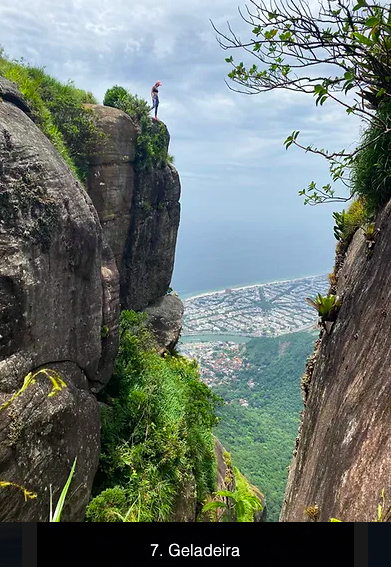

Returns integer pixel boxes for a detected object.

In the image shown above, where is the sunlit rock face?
[86,107,181,312]
[281,207,391,522]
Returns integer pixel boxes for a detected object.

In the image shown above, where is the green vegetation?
[103,85,151,121]
[213,331,316,521]
[49,457,77,522]
[332,199,368,248]
[0,48,101,182]
[86,311,221,522]
[351,98,391,213]
[101,325,109,339]
[305,294,342,321]
[213,1,391,215]
[202,466,263,522]
[103,85,173,170]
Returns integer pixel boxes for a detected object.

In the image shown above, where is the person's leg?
[155,98,159,119]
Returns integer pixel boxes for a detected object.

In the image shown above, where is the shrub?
[104,86,151,122]
[352,98,391,213]
[103,85,172,170]
[332,199,368,248]
[202,467,263,522]
[103,85,129,108]
[0,50,101,182]
[135,116,171,170]
[87,310,220,522]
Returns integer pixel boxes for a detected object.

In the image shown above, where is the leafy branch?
[212,0,391,206]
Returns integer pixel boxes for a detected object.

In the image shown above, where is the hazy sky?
[0,526,22,567]
[0,0,364,294]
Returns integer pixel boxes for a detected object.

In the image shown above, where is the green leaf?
[353,0,367,11]
[365,16,379,27]
[215,490,237,499]
[353,32,373,46]
[202,500,228,513]
[235,500,246,521]
[330,518,342,522]
[50,457,77,522]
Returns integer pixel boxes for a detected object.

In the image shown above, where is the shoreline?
[181,273,328,302]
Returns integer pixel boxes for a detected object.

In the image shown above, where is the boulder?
[121,162,181,311]
[84,104,137,164]
[86,104,136,271]
[0,87,119,521]
[0,77,31,116]
[86,109,181,312]
[144,294,184,354]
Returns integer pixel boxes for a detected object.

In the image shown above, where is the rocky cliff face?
[281,202,391,522]
[0,78,184,521]
[0,79,119,521]
[86,106,181,312]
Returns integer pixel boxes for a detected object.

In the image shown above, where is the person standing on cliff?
[151,81,161,120]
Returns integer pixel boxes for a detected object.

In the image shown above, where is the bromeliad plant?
[306,294,342,334]
[333,210,346,242]
[306,294,342,322]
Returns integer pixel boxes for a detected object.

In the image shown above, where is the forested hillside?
[214,331,317,521]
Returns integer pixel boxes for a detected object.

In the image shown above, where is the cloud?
[0,0,365,292]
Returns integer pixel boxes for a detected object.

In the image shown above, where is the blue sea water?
[169,139,345,299]
[171,199,338,299]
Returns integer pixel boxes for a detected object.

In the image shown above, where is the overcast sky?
[0,0,364,294]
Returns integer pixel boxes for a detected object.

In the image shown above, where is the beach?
[180,273,327,302]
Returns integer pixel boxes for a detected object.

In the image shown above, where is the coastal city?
[181,274,329,337]
[179,340,250,393]
[178,274,328,392]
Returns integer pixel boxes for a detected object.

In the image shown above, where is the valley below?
[178,274,328,520]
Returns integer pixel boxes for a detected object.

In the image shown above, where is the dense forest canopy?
[214,331,316,521]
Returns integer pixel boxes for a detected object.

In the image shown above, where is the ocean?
[171,217,337,299]
[170,168,342,298]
